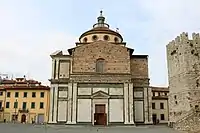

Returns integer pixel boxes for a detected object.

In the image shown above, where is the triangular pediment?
[91,90,110,99]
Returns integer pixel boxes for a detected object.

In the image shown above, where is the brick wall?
[72,41,131,73]
[130,56,148,78]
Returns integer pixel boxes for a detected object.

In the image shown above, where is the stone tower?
[166,32,200,123]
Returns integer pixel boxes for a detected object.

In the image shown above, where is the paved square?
[0,123,185,133]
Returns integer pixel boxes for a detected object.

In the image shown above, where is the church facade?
[48,11,153,125]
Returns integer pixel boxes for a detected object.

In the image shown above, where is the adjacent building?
[48,11,154,125]
[151,87,169,124]
[0,77,50,124]
[166,32,200,132]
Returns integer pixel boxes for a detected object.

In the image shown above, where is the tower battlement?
[167,32,200,124]
[167,32,200,57]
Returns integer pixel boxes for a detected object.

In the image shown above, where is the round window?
[92,35,98,41]
[114,37,119,42]
[104,35,109,41]
[83,37,88,43]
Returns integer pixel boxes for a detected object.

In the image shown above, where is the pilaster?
[124,83,129,124]
[51,59,55,79]
[72,82,77,124]
[48,86,54,123]
[128,83,134,124]
[144,87,153,124]
[48,85,58,123]
[66,82,73,124]
[53,85,58,123]
[148,87,153,124]
[55,59,59,79]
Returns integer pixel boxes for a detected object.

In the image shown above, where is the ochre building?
[48,11,154,125]
[151,87,169,124]
[0,77,50,124]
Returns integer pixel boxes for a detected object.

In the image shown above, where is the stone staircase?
[174,108,200,132]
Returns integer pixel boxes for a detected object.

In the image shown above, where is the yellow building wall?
[152,99,169,123]
[2,89,50,123]
[0,88,6,121]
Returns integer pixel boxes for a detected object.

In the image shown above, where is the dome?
[79,11,123,43]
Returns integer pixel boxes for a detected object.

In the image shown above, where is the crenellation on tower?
[167,32,200,125]
[180,32,189,42]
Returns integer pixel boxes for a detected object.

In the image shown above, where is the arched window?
[96,58,105,73]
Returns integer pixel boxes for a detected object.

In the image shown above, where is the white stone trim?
[124,83,129,124]
[66,83,73,124]
[92,99,108,125]
[144,87,153,124]
[144,88,148,123]
[128,83,134,124]
[58,84,69,87]
[55,59,59,79]
[148,87,153,124]
[53,85,58,123]
[48,84,58,123]
[72,83,77,123]
[51,59,55,79]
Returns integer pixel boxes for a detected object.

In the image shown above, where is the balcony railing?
[18,109,29,113]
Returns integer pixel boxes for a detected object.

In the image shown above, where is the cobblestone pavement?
[0,123,185,133]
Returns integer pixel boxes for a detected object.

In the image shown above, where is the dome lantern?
[93,10,109,28]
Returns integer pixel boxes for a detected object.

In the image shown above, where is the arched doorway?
[21,114,26,123]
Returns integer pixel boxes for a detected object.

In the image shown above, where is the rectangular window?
[0,101,2,108]
[32,92,36,98]
[23,92,27,98]
[7,92,10,97]
[31,102,35,109]
[0,91,3,96]
[15,92,19,98]
[152,92,155,96]
[6,102,10,108]
[40,92,44,98]
[14,102,18,108]
[152,103,155,109]
[160,103,164,109]
[96,59,104,73]
[160,114,165,120]
[22,102,27,109]
[40,102,44,109]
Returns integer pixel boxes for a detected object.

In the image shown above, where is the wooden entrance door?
[21,114,26,123]
[94,104,106,125]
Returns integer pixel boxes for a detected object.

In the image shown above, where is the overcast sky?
[0,0,200,86]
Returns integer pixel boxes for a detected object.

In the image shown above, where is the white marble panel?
[58,101,67,122]
[78,88,91,95]
[134,101,144,122]
[109,99,123,122]
[59,90,68,98]
[134,91,143,98]
[93,88,108,94]
[77,99,91,122]
[59,62,70,78]
[109,88,123,95]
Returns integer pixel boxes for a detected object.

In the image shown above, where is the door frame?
[92,99,108,126]
[152,114,157,124]
[21,114,26,123]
